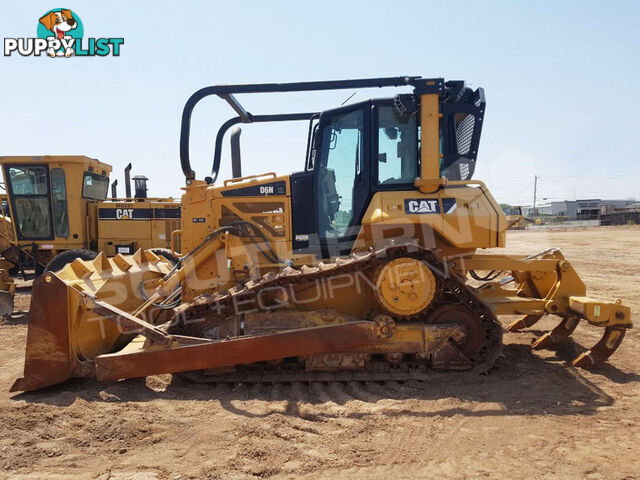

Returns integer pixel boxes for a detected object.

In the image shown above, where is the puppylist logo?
[4,8,124,58]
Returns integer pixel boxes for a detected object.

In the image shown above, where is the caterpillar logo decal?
[404,198,457,214]
[99,208,152,220]
[99,206,180,221]
[116,208,133,220]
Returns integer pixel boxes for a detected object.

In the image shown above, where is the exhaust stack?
[124,163,132,198]
[111,179,118,199]
[231,127,242,178]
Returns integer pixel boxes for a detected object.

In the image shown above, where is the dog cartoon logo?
[4,9,123,57]
[37,8,83,57]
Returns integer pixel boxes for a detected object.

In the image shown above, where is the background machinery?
[0,155,180,315]
[11,76,632,392]
[502,205,543,229]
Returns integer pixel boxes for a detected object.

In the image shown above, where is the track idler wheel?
[427,304,485,369]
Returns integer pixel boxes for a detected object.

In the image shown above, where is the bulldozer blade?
[10,275,75,392]
[11,254,174,393]
[95,322,424,382]
[572,327,626,368]
[0,290,14,319]
[507,313,543,332]
[531,315,580,350]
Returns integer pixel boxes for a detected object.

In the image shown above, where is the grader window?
[6,165,52,239]
[82,172,109,200]
[50,168,69,237]
[13,198,51,239]
[7,166,48,195]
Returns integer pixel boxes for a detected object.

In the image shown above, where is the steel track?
[169,244,503,383]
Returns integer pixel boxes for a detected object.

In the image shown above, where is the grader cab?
[0,156,180,316]
[11,76,631,392]
[0,156,180,272]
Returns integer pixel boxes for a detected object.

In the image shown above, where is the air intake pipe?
[132,175,148,200]
[124,163,132,199]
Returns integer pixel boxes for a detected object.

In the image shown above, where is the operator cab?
[1,158,109,241]
[310,98,419,248]
[179,76,485,257]
[293,85,483,255]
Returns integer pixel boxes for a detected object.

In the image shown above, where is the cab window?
[50,168,69,237]
[7,166,52,239]
[377,105,418,185]
[8,166,48,194]
[316,108,364,237]
[82,172,109,200]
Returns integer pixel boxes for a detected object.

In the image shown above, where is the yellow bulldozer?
[0,155,180,316]
[11,76,632,392]
[502,205,543,229]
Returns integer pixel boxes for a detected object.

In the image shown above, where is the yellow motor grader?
[0,157,180,316]
[11,76,631,392]
[0,156,180,272]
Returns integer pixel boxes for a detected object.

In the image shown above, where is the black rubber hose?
[469,270,502,282]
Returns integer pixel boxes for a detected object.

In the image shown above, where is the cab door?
[3,164,54,240]
[313,101,371,256]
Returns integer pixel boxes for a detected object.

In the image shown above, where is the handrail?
[223,172,277,187]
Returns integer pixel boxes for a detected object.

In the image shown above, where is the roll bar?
[179,76,431,182]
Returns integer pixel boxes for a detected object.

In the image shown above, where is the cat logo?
[405,199,440,214]
[116,208,134,220]
[404,198,457,215]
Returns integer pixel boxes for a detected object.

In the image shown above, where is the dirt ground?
[0,226,638,480]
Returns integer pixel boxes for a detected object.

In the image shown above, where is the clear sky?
[1,0,639,205]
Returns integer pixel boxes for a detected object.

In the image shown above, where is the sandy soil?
[0,226,639,480]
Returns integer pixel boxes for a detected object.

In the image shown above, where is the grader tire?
[150,248,180,266]
[44,249,98,273]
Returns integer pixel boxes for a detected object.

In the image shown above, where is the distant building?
[600,201,640,225]
[520,199,634,219]
[550,199,631,220]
